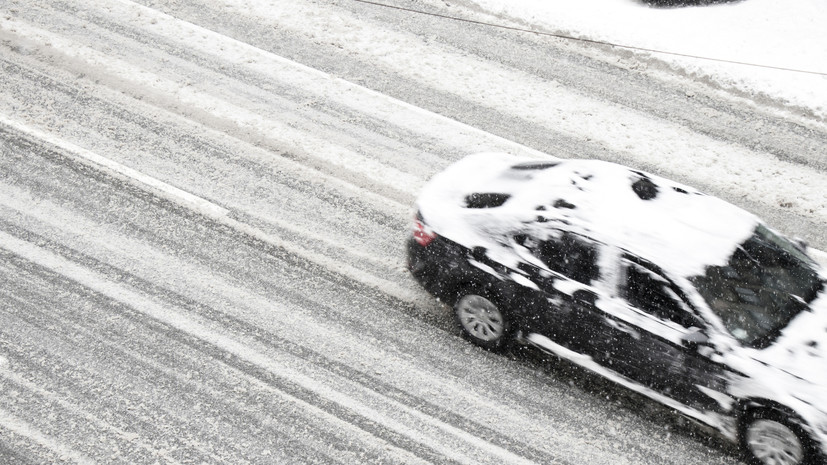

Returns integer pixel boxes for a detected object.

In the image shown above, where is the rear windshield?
[691,225,824,348]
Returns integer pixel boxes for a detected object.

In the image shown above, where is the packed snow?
[2,0,827,463]
[464,0,827,120]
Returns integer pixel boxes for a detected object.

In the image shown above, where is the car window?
[528,232,599,284]
[623,261,697,328]
[691,225,823,348]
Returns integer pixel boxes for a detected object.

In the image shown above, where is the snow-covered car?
[407,153,827,465]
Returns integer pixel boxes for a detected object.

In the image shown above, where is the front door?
[597,257,733,413]
[513,230,607,356]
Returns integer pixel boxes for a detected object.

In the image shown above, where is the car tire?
[454,291,512,351]
[741,409,817,465]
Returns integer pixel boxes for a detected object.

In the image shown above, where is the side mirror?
[682,327,709,351]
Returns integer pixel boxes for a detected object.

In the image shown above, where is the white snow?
[1,228,541,465]
[0,407,95,465]
[465,0,827,120]
[0,115,231,219]
[201,0,827,224]
[526,332,738,439]
[418,152,758,277]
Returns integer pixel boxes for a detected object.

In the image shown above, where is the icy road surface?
[1,0,826,463]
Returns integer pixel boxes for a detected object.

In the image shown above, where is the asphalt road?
[2,0,825,463]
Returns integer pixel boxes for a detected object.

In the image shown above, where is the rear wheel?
[454,292,511,351]
[742,410,815,465]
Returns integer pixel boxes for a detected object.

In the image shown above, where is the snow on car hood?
[748,288,827,386]
[417,153,758,278]
[724,290,827,434]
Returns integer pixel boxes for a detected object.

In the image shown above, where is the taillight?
[412,218,437,247]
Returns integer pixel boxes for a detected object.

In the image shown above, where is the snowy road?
[1,0,825,463]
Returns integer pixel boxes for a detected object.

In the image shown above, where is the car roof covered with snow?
[417,152,760,278]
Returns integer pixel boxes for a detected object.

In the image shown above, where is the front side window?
[623,260,698,328]
[691,225,824,348]
[524,231,599,284]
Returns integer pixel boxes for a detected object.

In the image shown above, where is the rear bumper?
[407,235,482,306]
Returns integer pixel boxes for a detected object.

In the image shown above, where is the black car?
[408,153,827,465]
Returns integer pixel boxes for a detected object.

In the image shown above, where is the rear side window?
[531,232,599,284]
[624,261,697,328]
[464,193,511,209]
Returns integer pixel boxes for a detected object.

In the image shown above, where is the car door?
[598,256,732,413]
[513,231,610,357]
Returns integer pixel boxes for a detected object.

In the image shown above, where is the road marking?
[0,115,229,219]
[98,0,550,160]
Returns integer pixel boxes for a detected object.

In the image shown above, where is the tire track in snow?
[0,226,556,465]
[0,138,730,464]
[0,145,551,464]
[0,66,412,287]
[0,0,546,190]
[0,261,375,465]
[0,2,544,292]
[0,407,95,465]
[0,230,562,465]
[1,120,430,312]
[2,0,825,247]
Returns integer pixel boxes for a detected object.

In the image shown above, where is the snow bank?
[465,0,827,119]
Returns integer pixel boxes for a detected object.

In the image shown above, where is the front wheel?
[742,411,816,465]
[454,293,511,351]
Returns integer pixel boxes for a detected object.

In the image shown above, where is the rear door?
[514,231,610,356]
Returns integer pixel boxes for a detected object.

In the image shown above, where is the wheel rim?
[746,419,804,465]
[456,295,504,342]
